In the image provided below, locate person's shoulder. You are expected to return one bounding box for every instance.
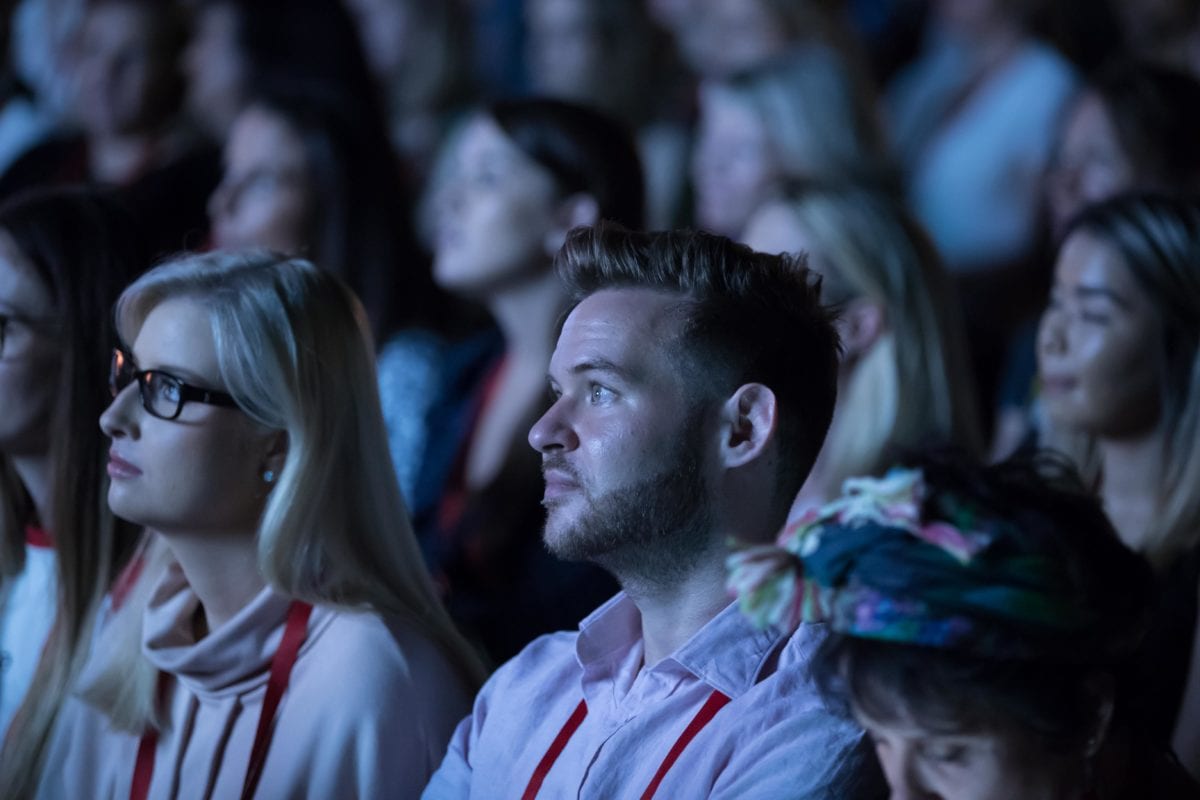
[486,629,580,691]
[298,606,471,710]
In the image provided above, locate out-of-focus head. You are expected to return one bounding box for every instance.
[525,0,656,118]
[933,0,1020,40]
[692,51,888,238]
[1047,61,1200,234]
[674,0,825,79]
[210,88,423,341]
[531,223,839,561]
[434,99,644,296]
[342,0,470,112]
[183,0,381,140]
[741,185,980,484]
[730,450,1153,799]
[209,103,311,255]
[1037,193,1200,566]
[1038,193,1199,443]
[72,0,186,138]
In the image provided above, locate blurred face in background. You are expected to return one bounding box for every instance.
[1038,230,1163,438]
[693,86,780,238]
[0,232,57,457]
[182,3,245,140]
[526,0,609,105]
[433,115,563,295]
[343,0,417,83]
[1046,93,1134,235]
[73,0,180,137]
[677,0,791,79]
[209,106,312,255]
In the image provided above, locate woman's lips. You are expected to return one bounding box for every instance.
[107,451,142,479]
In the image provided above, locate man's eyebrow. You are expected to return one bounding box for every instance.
[569,357,632,378]
[1075,284,1132,310]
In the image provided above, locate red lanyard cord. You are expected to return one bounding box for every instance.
[521,688,732,800]
[129,600,313,800]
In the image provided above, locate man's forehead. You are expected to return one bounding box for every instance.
[553,288,686,369]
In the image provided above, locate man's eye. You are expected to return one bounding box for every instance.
[589,385,614,404]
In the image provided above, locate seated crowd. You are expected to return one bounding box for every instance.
[0,1,1197,798]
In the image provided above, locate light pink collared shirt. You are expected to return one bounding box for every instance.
[424,593,882,799]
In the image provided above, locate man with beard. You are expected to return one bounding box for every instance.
[423,224,882,799]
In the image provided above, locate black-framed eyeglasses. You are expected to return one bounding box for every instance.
[0,312,60,358]
[109,348,239,421]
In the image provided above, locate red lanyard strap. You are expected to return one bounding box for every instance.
[130,600,313,800]
[521,688,732,800]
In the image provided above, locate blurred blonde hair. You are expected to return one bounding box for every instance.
[81,251,484,731]
[769,183,982,486]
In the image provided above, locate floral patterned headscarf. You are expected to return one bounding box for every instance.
[727,467,1134,661]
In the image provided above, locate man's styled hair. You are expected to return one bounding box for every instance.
[556,222,840,504]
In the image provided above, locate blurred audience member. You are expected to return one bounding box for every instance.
[342,0,474,189]
[207,88,471,510]
[1047,60,1200,237]
[730,451,1199,798]
[742,182,980,517]
[0,188,147,796]
[1038,193,1200,778]
[1113,0,1200,76]
[0,0,218,256]
[692,50,891,238]
[993,60,1200,459]
[182,0,385,142]
[0,1,55,177]
[889,0,1077,273]
[428,98,643,661]
[525,0,691,227]
[673,0,849,80]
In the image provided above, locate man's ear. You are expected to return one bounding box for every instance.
[837,297,887,360]
[544,193,600,256]
[718,383,778,469]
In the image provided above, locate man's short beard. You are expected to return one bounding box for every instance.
[542,423,714,589]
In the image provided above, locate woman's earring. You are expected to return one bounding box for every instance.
[263,469,275,484]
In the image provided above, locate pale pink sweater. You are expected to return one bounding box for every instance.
[39,565,472,799]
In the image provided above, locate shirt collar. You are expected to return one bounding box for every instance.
[576,592,787,699]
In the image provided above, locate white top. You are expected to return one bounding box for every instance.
[0,540,57,741]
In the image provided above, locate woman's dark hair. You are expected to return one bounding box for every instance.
[1090,60,1200,192]
[488,98,646,230]
[250,86,445,342]
[810,450,1154,754]
[0,186,149,792]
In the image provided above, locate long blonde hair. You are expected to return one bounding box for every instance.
[769,184,982,486]
[83,251,484,732]
[1043,193,1200,568]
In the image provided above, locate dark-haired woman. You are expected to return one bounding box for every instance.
[1038,192,1200,778]
[207,87,474,510]
[729,452,1200,798]
[0,188,148,795]
[427,98,646,661]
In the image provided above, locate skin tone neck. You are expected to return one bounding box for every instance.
[485,268,567,366]
[161,526,265,636]
[628,540,738,666]
[10,452,53,532]
[89,130,162,185]
[1097,425,1165,552]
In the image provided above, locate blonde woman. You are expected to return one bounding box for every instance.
[741,182,982,515]
[39,252,483,799]
[1037,192,1200,778]
[691,49,891,238]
